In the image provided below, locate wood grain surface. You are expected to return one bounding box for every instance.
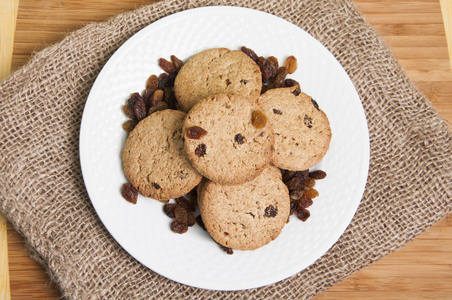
[4,0,452,299]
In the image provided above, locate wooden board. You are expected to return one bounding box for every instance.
[5,0,452,298]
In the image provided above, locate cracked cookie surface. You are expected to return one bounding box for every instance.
[174,48,262,112]
[122,109,202,201]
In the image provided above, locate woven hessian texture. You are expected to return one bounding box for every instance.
[1,0,451,298]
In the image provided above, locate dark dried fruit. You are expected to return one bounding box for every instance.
[267,56,279,69]
[286,176,305,191]
[241,46,259,63]
[251,110,267,128]
[121,183,138,204]
[264,205,278,217]
[158,73,170,90]
[187,211,196,227]
[304,188,319,199]
[283,169,309,183]
[174,205,188,223]
[171,55,184,71]
[152,182,161,189]
[163,203,177,218]
[159,58,176,74]
[290,189,304,201]
[175,196,196,212]
[219,244,234,255]
[122,104,134,119]
[311,98,320,110]
[291,85,301,96]
[146,74,159,92]
[285,79,300,88]
[234,133,245,144]
[150,89,164,107]
[304,178,316,189]
[171,221,188,234]
[261,58,276,79]
[290,201,298,215]
[148,101,168,115]
[296,207,311,221]
[186,126,208,139]
[196,215,207,230]
[133,99,147,121]
[299,198,313,209]
[122,119,137,133]
[273,108,283,115]
[163,87,178,110]
[195,144,207,157]
[285,56,298,74]
[304,115,313,128]
[273,66,288,88]
[309,170,327,179]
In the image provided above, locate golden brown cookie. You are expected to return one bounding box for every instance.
[199,166,290,250]
[183,93,274,185]
[258,87,332,171]
[174,48,262,112]
[122,109,202,201]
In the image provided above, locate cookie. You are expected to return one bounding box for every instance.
[183,93,274,185]
[257,87,332,171]
[174,48,262,112]
[122,109,202,201]
[199,166,290,250]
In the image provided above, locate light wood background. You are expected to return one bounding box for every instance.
[3,0,452,299]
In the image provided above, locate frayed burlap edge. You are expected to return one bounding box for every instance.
[1,0,451,299]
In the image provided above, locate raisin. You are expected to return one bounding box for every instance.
[158,73,169,89]
[170,55,184,72]
[195,144,207,157]
[151,89,164,107]
[311,98,320,110]
[122,119,137,133]
[122,104,134,119]
[159,58,176,74]
[133,99,147,121]
[234,133,245,144]
[291,85,301,96]
[196,215,207,230]
[174,205,188,223]
[304,115,313,128]
[267,56,279,69]
[187,211,196,227]
[290,189,304,201]
[146,74,159,92]
[272,108,283,115]
[261,58,275,79]
[251,110,267,128]
[148,101,168,115]
[309,170,327,179]
[286,176,304,191]
[152,182,161,189]
[175,196,196,212]
[163,203,177,218]
[304,178,316,189]
[241,46,259,63]
[274,66,288,88]
[304,188,319,199]
[284,79,300,88]
[171,221,188,234]
[186,126,208,139]
[298,198,313,209]
[264,205,278,217]
[121,183,138,204]
[163,87,178,109]
[290,201,298,215]
[285,55,298,74]
[296,207,310,221]
[219,244,234,255]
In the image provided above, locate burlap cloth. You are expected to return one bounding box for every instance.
[1,0,451,298]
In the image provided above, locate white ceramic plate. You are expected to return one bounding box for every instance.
[80,6,369,291]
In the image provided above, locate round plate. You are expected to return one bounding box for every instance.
[80,6,369,291]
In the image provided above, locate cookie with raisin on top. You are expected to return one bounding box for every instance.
[183,93,274,185]
[122,109,202,201]
[198,166,290,251]
[258,87,332,171]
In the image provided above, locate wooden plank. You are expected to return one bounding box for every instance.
[439,0,452,70]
